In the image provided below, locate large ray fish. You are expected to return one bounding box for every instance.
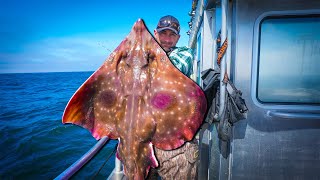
[62,19,207,179]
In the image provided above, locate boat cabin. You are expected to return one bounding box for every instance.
[191,0,320,179]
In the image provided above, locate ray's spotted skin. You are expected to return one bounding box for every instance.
[62,19,207,180]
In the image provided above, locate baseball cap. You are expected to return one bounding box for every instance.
[156,15,180,35]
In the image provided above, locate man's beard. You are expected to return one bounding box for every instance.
[160,42,173,51]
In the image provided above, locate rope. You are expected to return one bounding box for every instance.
[91,143,118,180]
[216,32,229,83]
[217,38,228,66]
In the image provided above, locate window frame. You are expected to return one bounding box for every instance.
[195,25,203,85]
[251,9,320,111]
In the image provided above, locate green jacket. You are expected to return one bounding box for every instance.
[168,46,194,77]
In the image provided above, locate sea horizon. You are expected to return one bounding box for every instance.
[0,70,95,75]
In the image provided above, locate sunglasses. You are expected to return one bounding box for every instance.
[157,20,180,32]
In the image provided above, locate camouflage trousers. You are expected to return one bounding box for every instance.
[148,141,199,180]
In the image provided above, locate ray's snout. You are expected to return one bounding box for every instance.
[133,18,148,34]
[117,18,154,97]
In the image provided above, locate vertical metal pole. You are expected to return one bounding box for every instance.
[107,150,124,180]
[219,0,228,117]
[115,157,122,173]
[218,3,232,180]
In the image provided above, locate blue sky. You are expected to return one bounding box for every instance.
[0,0,193,73]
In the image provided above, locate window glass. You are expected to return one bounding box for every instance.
[196,32,202,84]
[258,15,320,104]
[215,7,222,37]
[214,7,222,67]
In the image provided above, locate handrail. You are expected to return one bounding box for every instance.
[267,110,320,120]
[54,137,109,180]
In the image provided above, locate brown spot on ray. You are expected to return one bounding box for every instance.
[62,19,207,180]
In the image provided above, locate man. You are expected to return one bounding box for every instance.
[154,15,194,77]
[148,15,199,180]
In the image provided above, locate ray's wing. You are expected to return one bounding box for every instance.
[148,46,207,150]
[62,43,127,140]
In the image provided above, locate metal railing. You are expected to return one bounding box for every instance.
[54,137,109,180]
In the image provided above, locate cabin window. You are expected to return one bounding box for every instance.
[215,7,222,37]
[196,31,202,84]
[257,15,320,104]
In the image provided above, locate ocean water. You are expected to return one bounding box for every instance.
[0,72,118,180]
